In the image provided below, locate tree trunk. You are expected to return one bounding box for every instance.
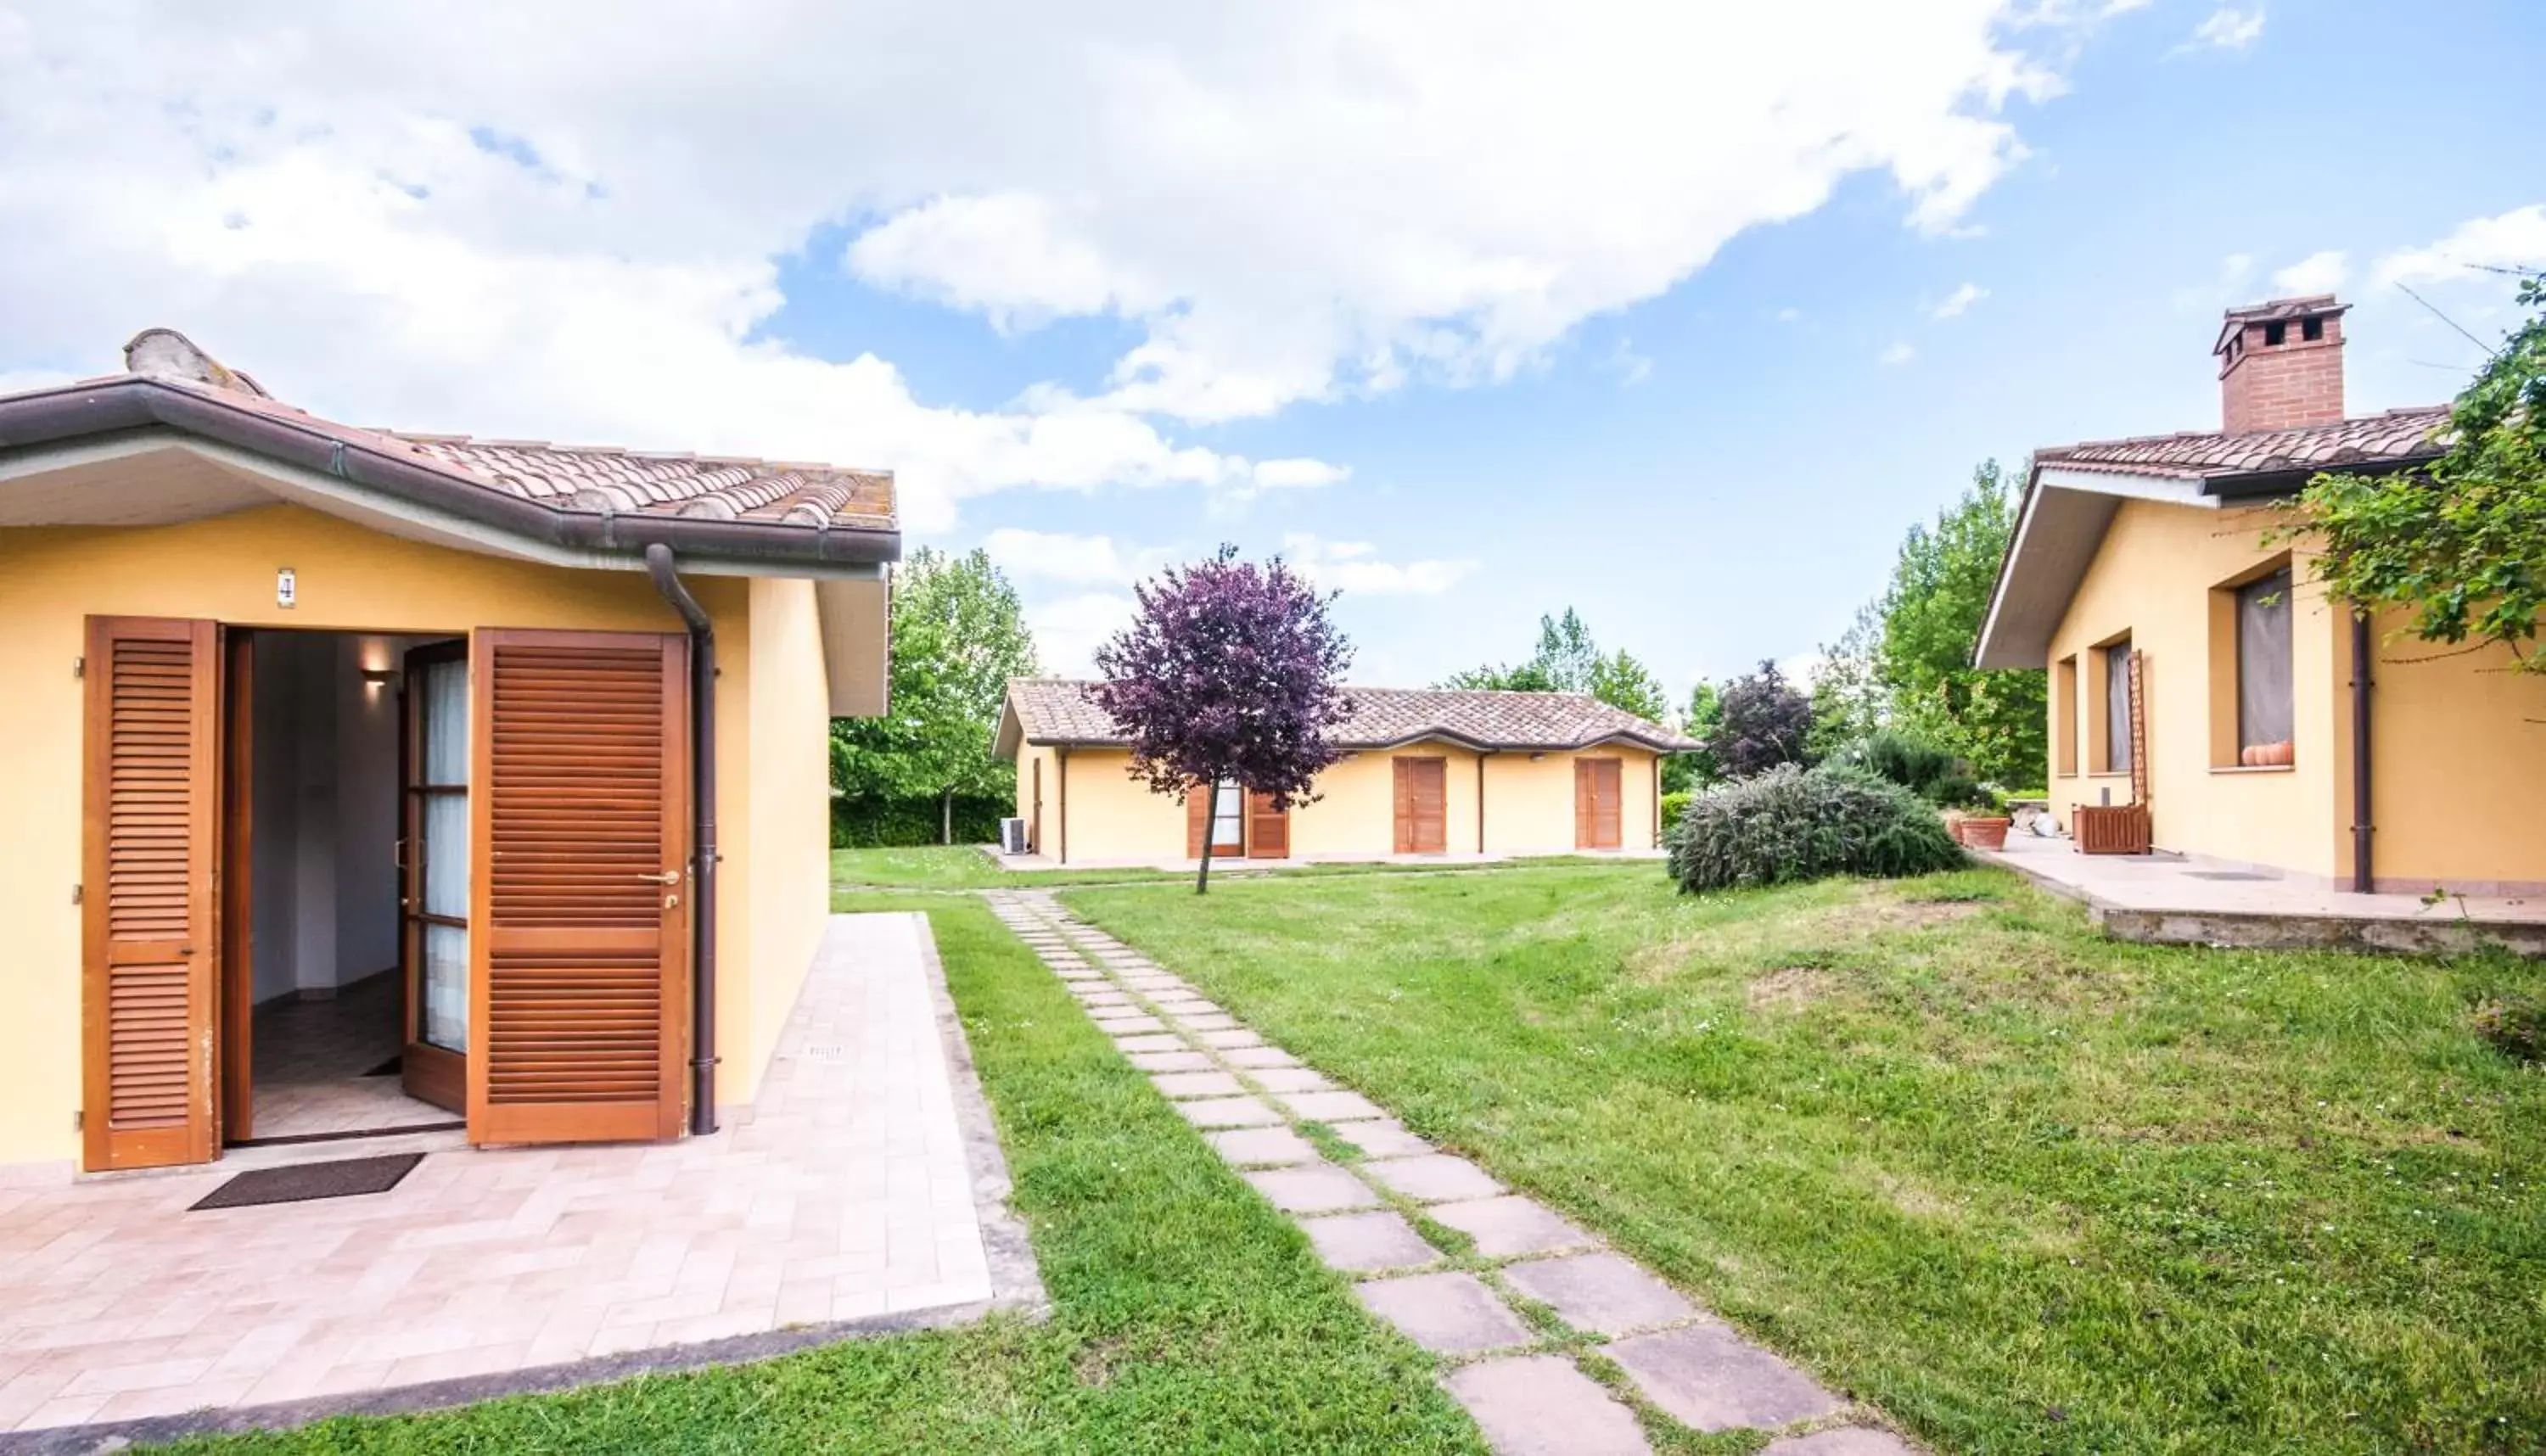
[940,787,953,846]
[1196,778,1219,895]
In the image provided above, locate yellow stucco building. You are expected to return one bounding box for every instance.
[995,679,1696,865]
[1977,295,2545,894]
[0,331,894,1179]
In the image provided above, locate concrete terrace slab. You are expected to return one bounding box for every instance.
[1124,1050,1215,1073]
[1218,1046,1301,1070]
[1607,1323,1842,1433]
[1195,1028,1265,1050]
[1500,1252,1696,1336]
[1149,1071,1247,1100]
[1175,1097,1285,1129]
[1326,1119,1433,1160]
[1444,1355,1652,1456]
[1355,1272,1531,1354]
[1428,1196,1597,1257]
[0,913,1040,1444]
[1302,1211,1441,1274]
[1982,833,2546,955]
[1206,1127,1322,1168]
[1361,1154,1503,1203]
[1241,1067,1336,1095]
[1111,1033,1190,1055]
[1276,1090,1388,1123]
[1242,1165,1380,1214]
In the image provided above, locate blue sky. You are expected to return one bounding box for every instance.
[5,2,2541,701]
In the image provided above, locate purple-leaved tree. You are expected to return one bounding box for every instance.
[1092,546,1354,893]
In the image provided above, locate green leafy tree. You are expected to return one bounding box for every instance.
[1869,461,2046,787]
[1807,601,1885,763]
[1586,647,1668,722]
[1664,679,1724,792]
[828,547,1038,843]
[1442,609,1665,720]
[2284,273,2545,675]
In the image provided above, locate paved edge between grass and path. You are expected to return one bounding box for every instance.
[985,889,1921,1456]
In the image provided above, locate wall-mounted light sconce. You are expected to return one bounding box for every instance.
[360,668,398,692]
[1528,751,1548,762]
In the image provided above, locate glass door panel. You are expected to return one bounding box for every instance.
[401,641,469,1112]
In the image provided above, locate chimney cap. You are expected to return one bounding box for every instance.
[2214,295,2348,356]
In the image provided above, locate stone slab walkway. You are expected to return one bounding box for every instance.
[986,890,1917,1456]
[0,913,1041,1448]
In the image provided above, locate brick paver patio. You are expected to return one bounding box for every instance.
[988,889,1919,1455]
[0,913,1039,1443]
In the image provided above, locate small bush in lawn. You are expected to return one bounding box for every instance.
[1666,764,1965,892]
[1660,790,1693,826]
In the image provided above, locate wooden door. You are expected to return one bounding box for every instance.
[1186,780,1246,859]
[470,630,690,1145]
[1575,758,1622,849]
[1393,757,1447,854]
[81,617,221,1171]
[1246,791,1290,859]
[1029,758,1042,854]
[401,640,470,1113]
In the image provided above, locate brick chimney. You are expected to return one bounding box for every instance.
[2212,295,2346,434]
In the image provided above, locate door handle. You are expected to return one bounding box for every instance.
[636,870,681,884]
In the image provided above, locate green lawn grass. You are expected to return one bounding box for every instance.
[1066,862,2546,1454]
[827,843,1577,892]
[165,893,1481,1454]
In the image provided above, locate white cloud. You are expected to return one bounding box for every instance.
[0,3,2112,530]
[1927,282,1988,319]
[1878,340,1917,367]
[2184,8,2265,51]
[2372,204,2546,290]
[1248,458,1353,492]
[1774,307,1803,324]
[979,528,1163,588]
[1024,591,1139,676]
[2173,251,2257,311]
[2268,249,2348,295]
[1281,533,1478,596]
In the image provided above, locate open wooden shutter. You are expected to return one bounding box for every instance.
[1246,791,1290,859]
[471,630,689,1145]
[82,617,220,1171]
[2127,649,2150,806]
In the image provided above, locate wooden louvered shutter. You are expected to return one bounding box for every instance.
[471,630,689,1145]
[1246,791,1290,860]
[1186,783,1209,860]
[82,617,220,1171]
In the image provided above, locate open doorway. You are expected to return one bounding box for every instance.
[225,629,465,1145]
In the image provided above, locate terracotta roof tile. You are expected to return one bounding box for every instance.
[1005,679,1701,753]
[2036,407,2447,481]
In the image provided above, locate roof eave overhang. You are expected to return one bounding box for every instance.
[0,378,901,573]
[1973,463,2219,670]
[2200,451,2439,501]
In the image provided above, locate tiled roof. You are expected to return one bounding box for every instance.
[2036,407,2448,482]
[27,328,896,535]
[389,434,894,530]
[1003,678,1702,753]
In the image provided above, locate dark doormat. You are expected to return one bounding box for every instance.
[363,1054,402,1077]
[190,1153,425,1212]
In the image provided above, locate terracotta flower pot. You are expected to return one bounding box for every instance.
[1960,816,2010,850]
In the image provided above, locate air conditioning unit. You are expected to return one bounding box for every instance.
[998,817,1030,854]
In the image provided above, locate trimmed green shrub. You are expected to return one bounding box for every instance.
[1666,764,1964,892]
[831,792,1010,848]
[1836,728,1994,809]
[1659,790,1693,826]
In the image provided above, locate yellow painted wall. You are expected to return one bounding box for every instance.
[1015,744,1056,854]
[1048,748,1187,862]
[2044,498,2546,888]
[2357,611,2546,891]
[0,503,832,1169]
[740,576,831,1106]
[1025,741,1663,861]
